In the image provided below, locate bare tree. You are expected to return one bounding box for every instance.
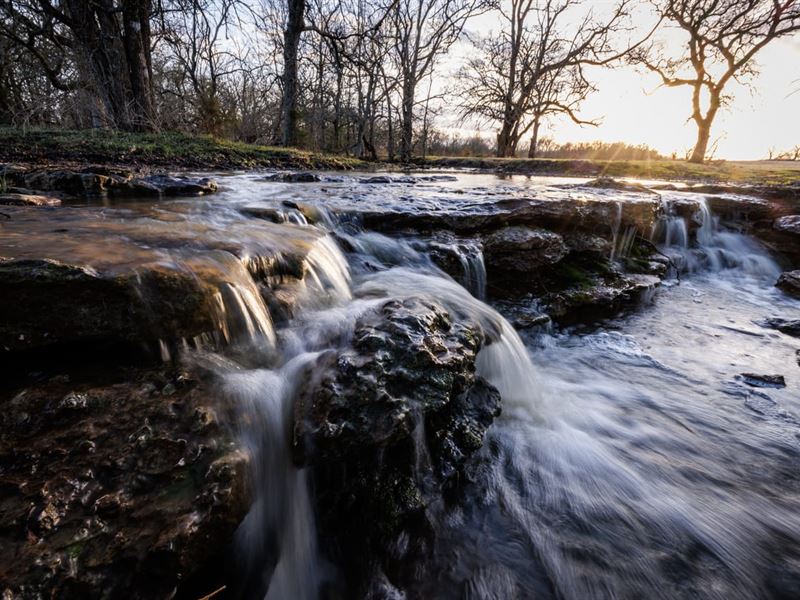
[459,0,648,158]
[0,0,156,130]
[392,0,487,161]
[635,0,800,163]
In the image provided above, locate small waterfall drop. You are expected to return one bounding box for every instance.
[654,195,780,279]
[226,357,321,600]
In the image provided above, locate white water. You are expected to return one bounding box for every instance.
[655,195,781,279]
[162,174,799,599]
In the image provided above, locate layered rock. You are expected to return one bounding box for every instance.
[6,167,218,199]
[0,192,61,206]
[0,367,247,599]
[0,206,322,355]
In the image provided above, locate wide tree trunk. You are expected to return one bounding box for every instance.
[689,117,713,164]
[496,112,522,158]
[399,75,415,162]
[121,0,155,131]
[280,0,306,147]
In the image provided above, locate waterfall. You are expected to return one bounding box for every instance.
[226,357,321,600]
[455,241,488,300]
[654,195,779,279]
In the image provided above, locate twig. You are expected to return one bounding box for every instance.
[197,585,226,600]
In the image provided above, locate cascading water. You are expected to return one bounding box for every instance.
[174,174,798,599]
[654,194,781,278]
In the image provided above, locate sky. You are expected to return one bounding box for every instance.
[445,4,800,160]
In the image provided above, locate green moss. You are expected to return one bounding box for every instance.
[0,127,367,170]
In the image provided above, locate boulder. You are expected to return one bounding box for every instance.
[262,171,321,183]
[0,368,248,599]
[482,226,568,273]
[14,168,218,198]
[294,297,500,596]
[776,271,800,298]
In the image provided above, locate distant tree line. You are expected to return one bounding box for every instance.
[425,131,665,160]
[0,0,797,163]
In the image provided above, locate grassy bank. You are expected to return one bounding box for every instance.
[0,128,367,170]
[1,128,798,185]
[414,156,800,186]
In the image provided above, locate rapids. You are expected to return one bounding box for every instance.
[41,172,800,598]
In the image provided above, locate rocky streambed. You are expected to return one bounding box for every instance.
[1,167,799,599]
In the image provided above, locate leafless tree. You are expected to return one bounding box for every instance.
[0,0,155,130]
[459,0,649,158]
[391,0,488,161]
[634,0,800,163]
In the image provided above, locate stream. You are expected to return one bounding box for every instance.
[206,173,799,599]
[4,171,799,599]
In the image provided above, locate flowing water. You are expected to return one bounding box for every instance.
[47,173,800,598]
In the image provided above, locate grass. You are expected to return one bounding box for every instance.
[0,127,367,170]
[414,155,800,186]
[0,127,798,185]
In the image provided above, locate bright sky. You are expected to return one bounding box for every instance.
[446,5,800,160]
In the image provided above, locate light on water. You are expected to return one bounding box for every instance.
[172,174,799,599]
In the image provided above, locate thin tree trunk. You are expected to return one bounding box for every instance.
[399,75,415,162]
[387,94,395,161]
[527,114,541,159]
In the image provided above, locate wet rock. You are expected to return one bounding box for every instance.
[294,297,500,596]
[704,195,774,223]
[772,216,800,265]
[138,174,217,196]
[0,192,61,206]
[357,195,661,238]
[0,206,324,355]
[761,318,800,337]
[262,171,321,183]
[483,226,568,272]
[0,369,248,599]
[360,175,417,184]
[579,177,654,194]
[543,273,660,324]
[0,257,220,354]
[775,215,800,236]
[738,373,786,388]
[777,271,800,298]
[13,168,217,198]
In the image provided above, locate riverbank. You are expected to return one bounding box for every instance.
[0,128,367,171]
[2,128,800,187]
[413,155,800,186]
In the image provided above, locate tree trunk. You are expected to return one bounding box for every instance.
[386,94,395,161]
[121,0,155,131]
[399,75,415,162]
[280,0,305,147]
[527,115,541,159]
[688,120,711,163]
